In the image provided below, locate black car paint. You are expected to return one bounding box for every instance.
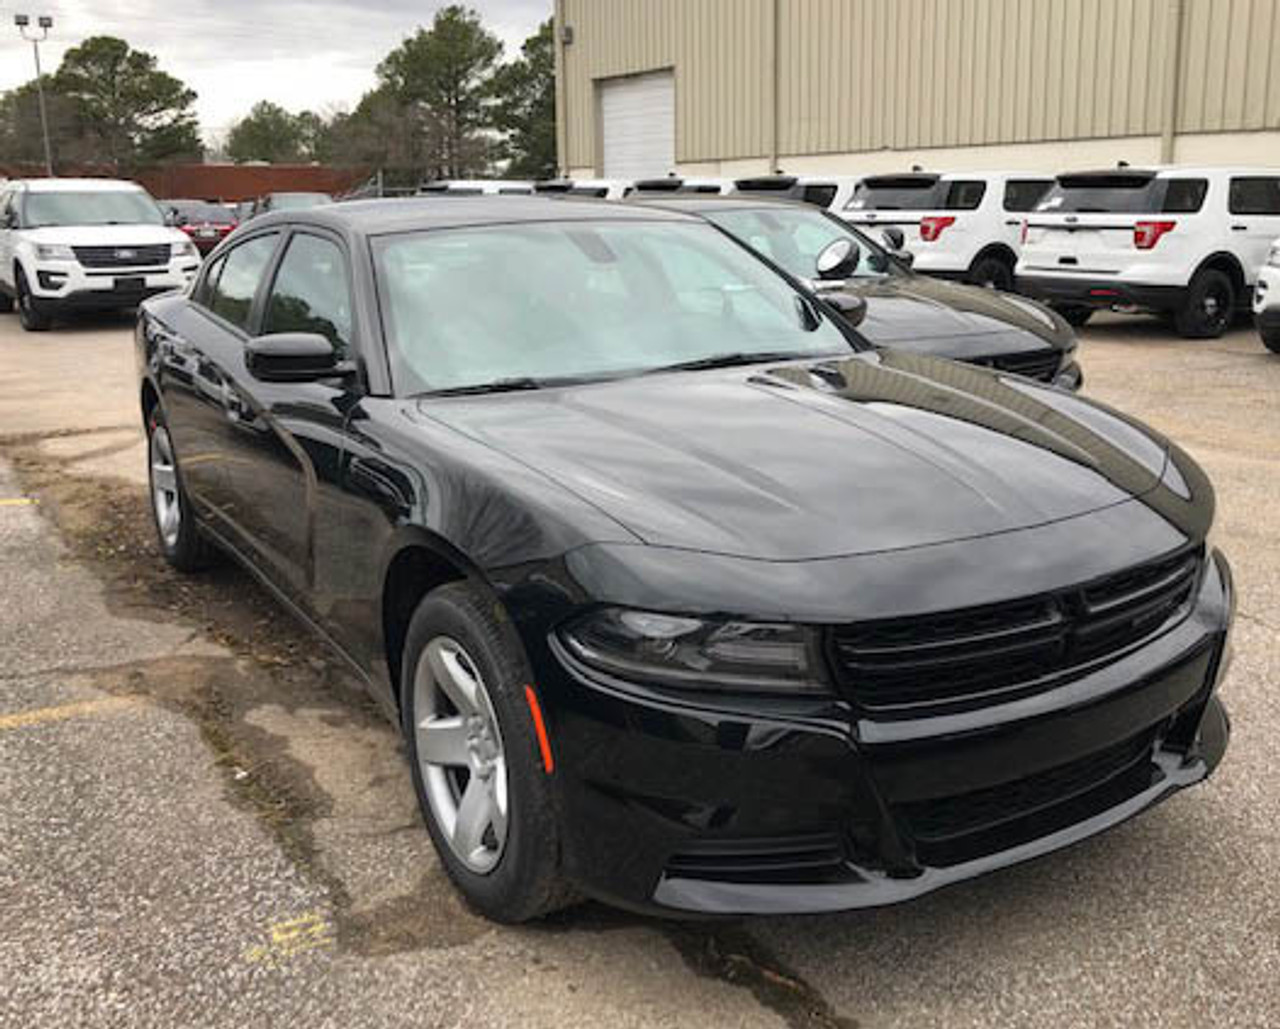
[138,198,1231,917]
[630,195,1083,389]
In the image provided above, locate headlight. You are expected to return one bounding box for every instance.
[35,243,75,261]
[173,240,199,259]
[558,608,829,695]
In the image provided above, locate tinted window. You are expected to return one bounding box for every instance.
[1036,174,1161,213]
[1003,179,1053,212]
[208,234,278,330]
[374,222,850,394]
[1229,177,1280,215]
[263,234,352,355]
[1163,178,1208,214]
[569,187,608,198]
[801,184,838,208]
[849,176,942,210]
[943,180,986,210]
[194,254,226,307]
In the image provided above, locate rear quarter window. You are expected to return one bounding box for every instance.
[1228,177,1280,215]
[943,180,986,211]
[1161,178,1208,214]
[801,184,838,208]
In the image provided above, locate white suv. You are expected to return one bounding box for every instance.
[733,174,863,212]
[1017,167,1280,337]
[842,171,1054,291]
[1252,237,1280,353]
[0,178,200,332]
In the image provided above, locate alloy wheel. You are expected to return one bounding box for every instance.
[414,636,509,874]
[149,424,182,548]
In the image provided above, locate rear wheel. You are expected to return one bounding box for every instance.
[147,411,217,572]
[968,254,1015,292]
[1174,269,1235,339]
[16,268,51,332]
[1052,304,1093,328]
[401,582,573,923]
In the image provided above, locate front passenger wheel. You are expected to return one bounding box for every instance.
[401,583,574,923]
[147,412,217,572]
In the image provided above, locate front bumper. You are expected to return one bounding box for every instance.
[27,261,199,309]
[1016,274,1185,312]
[544,552,1233,916]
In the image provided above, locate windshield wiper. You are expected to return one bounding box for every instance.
[420,374,608,397]
[643,350,821,375]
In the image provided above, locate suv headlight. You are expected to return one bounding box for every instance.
[35,243,75,261]
[173,239,199,259]
[558,608,829,695]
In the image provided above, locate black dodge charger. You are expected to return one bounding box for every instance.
[137,197,1232,922]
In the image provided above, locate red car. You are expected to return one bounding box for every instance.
[164,200,238,254]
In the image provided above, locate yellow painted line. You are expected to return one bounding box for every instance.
[0,497,37,507]
[243,911,336,965]
[0,695,141,732]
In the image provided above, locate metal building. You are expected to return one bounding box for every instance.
[553,0,1280,179]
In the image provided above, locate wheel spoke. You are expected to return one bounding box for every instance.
[416,715,470,767]
[428,642,480,715]
[152,464,176,491]
[453,776,493,858]
[489,759,508,842]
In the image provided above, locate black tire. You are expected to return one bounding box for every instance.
[401,582,573,923]
[0,290,13,314]
[146,410,217,572]
[1262,326,1280,355]
[968,253,1015,292]
[16,268,52,332]
[1174,269,1235,339]
[1052,304,1094,328]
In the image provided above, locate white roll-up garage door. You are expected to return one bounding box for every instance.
[599,70,675,180]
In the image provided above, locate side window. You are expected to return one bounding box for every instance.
[208,233,279,330]
[193,254,226,306]
[1162,178,1208,214]
[944,180,987,210]
[1228,177,1280,215]
[1003,179,1053,212]
[262,233,353,355]
[801,184,838,209]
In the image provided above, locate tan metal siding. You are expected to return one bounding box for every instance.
[559,0,1280,170]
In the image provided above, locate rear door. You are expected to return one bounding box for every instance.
[1227,176,1280,282]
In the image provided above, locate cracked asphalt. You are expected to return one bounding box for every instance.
[0,310,1277,1028]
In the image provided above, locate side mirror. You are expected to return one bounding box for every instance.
[815,238,861,281]
[245,332,354,383]
[2,210,17,229]
[822,291,868,327]
[880,227,906,251]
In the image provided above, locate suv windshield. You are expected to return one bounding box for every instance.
[702,206,896,281]
[22,190,164,228]
[1035,174,1208,214]
[375,221,852,394]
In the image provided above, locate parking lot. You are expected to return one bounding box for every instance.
[1,311,1277,1029]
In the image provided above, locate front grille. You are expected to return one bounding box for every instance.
[72,244,171,269]
[899,728,1159,866]
[665,833,848,884]
[829,547,1202,713]
[976,348,1062,382]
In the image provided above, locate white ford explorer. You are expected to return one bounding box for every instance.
[0,178,201,331]
[1017,167,1280,337]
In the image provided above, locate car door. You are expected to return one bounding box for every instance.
[216,227,360,612]
[1227,176,1280,283]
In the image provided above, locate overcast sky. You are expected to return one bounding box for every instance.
[0,0,551,144]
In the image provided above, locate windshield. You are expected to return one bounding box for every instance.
[1035,175,1207,214]
[703,207,895,281]
[270,193,332,210]
[174,202,235,223]
[375,221,853,394]
[23,190,164,228]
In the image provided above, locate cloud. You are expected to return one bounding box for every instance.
[0,0,550,140]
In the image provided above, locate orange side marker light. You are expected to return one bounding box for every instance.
[524,685,555,774]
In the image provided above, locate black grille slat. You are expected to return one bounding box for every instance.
[72,244,172,269]
[830,548,1203,713]
[977,350,1062,382]
[666,833,847,884]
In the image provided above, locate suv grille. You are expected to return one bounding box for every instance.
[72,244,171,269]
[977,348,1062,382]
[829,547,1202,713]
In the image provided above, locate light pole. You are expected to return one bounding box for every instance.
[14,14,54,177]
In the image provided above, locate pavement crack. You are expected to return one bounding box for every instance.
[663,924,858,1029]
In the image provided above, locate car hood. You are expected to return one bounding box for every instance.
[842,273,1068,353]
[420,351,1168,561]
[23,225,187,247]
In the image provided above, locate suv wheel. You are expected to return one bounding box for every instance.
[16,268,51,332]
[1174,269,1235,339]
[0,290,13,314]
[969,254,1014,292]
[1051,304,1093,328]
[1261,324,1280,355]
[147,411,217,571]
[401,582,574,923]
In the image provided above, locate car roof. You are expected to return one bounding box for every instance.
[11,177,146,193]
[629,194,817,215]
[256,196,700,235]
